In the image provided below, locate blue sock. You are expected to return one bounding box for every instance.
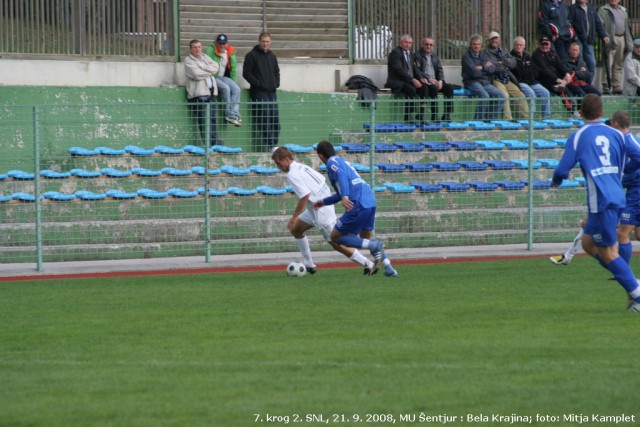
[606,257,640,299]
[336,235,364,249]
[619,242,632,265]
[594,254,607,269]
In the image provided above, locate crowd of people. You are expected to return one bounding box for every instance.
[385,0,639,124]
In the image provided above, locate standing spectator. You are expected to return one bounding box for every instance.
[565,42,601,112]
[414,36,455,123]
[184,39,222,146]
[243,32,280,152]
[207,34,242,127]
[313,141,398,278]
[271,147,377,275]
[568,0,609,85]
[385,34,425,123]
[538,0,575,62]
[533,35,579,117]
[623,39,640,97]
[599,0,634,94]
[552,94,640,312]
[511,36,552,120]
[483,31,529,120]
[461,34,505,122]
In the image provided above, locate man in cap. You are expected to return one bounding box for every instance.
[207,34,242,127]
[538,0,575,62]
[483,31,529,121]
[623,39,640,97]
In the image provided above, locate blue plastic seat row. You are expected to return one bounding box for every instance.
[68,144,243,157]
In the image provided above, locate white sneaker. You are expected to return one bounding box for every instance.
[549,254,571,265]
[628,301,640,312]
[224,117,241,127]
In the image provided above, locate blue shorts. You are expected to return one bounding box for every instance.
[335,206,376,236]
[621,187,640,226]
[583,209,621,247]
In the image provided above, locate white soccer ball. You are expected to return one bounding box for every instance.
[287,261,307,277]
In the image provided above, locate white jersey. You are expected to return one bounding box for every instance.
[287,161,336,240]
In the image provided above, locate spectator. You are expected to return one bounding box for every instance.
[184,39,222,146]
[538,0,575,62]
[568,0,609,85]
[271,147,377,275]
[243,32,280,152]
[623,39,640,97]
[552,94,640,313]
[414,36,455,123]
[511,36,552,120]
[385,34,425,123]
[599,0,634,94]
[532,35,580,117]
[461,34,505,122]
[313,141,398,278]
[565,42,602,108]
[483,31,529,120]
[207,34,242,127]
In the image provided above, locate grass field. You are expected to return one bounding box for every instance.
[1,257,638,427]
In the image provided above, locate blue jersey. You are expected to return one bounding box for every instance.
[621,132,640,190]
[323,155,376,209]
[552,122,627,213]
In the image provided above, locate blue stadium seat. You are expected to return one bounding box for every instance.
[97,147,126,156]
[500,140,529,150]
[410,182,443,193]
[42,191,75,201]
[284,144,313,153]
[483,160,516,170]
[313,142,343,152]
[439,181,470,192]
[227,186,258,196]
[137,189,169,199]
[420,141,451,152]
[106,190,138,199]
[494,180,526,190]
[466,181,499,191]
[568,118,584,127]
[219,165,251,175]
[430,162,461,171]
[376,163,406,173]
[41,170,72,179]
[167,188,199,198]
[383,182,415,193]
[69,147,100,156]
[211,145,243,153]
[154,145,185,155]
[255,185,288,195]
[161,167,193,176]
[416,123,443,131]
[351,163,376,173]
[75,190,108,200]
[250,166,280,175]
[0,173,7,180]
[532,139,557,149]
[538,158,560,168]
[551,179,580,188]
[100,168,132,178]
[520,179,551,190]
[453,88,472,96]
[340,143,369,153]
[182,145,206,155]
[402,162,433,172]
[542,119,573,129]
[575,177,586,186]
[69,169,101,178]
[517,120,548,129]
[491,120,522,130]
[511,159,542,169]
[131,167,163,177]
[0,194,13,202]
[468,121,497,130]
[552,138,567,148]
[474,140,505,150]
[374,185,388,192]
[125,145,155,156]
[197,187,228,197]
[190,166,222,175]
[449,141,479,151]
[457,161,488,171]
[394,142,425,152]
[373,143,397,153]
[8,170,35,180]
[12,192,36,202]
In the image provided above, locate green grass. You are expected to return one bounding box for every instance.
[0,258,637,426]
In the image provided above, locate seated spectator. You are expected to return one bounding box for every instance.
[568,0,609,85]
[414,37,455,122]
[484,31,529,120]
[461,34,505,122]
[565,42,601,112]
[207,34,242,127]
[532,35,579,117]
[511,36,551,120]
[386,34,426,123]
[623,39,640,97]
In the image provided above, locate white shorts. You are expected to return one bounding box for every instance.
[298,205,336,243]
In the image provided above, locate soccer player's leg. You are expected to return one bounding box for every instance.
[319,216,374,274]
[550,228,584,265]
[293,211,317,273]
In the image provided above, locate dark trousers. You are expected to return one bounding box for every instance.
[188,95,220,146]
[421,83,455,121]
[250,90,280,152]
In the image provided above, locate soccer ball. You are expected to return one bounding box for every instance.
[287,261,307,277]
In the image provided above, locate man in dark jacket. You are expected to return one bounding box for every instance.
[414,37,455,122]
[511,36,551,120]
[565,42,601,107]
[243,32,280,152]
[568,0,609,85]
[538,0,575,62]
[385,34,426,123]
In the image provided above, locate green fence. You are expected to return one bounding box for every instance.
[2,94,637,268]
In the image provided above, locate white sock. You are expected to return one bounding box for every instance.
[349,249,369,267]
[565,229,584,259]
[361,238,371,249]
[295,236,315,267]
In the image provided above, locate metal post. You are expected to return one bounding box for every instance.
[527,97,534,251]
[204,103,212,263]
[33,106,43,271]
[368,100,376,188]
